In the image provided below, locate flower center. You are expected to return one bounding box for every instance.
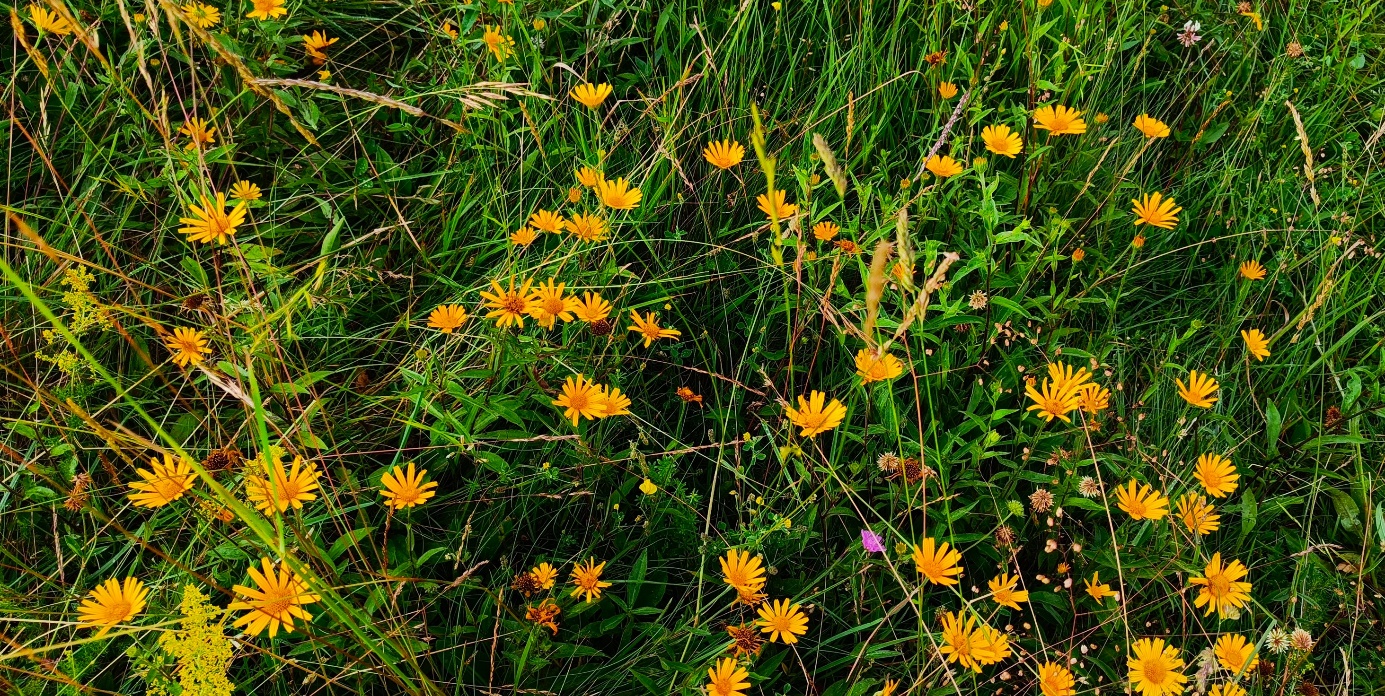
[104,600,131,623]
[1208,574,1230,597]
[1141,657,1168,684]
[502,294,527,313]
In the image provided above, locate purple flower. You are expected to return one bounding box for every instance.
[860,529,885,553]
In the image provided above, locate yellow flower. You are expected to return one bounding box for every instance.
[571,292,613,323]
[982,124,1023,157]
[925,154,964,178]
[1132,192,1182,229]
[526,598,560,634]
[1239,260,1267,280]
[854,348,904,384]
[552,374,606,425]
[911,537,962,586]
[427,304,468,333]
[569,82,613,108]
[596,177,642,210]
[1133,114,1171,138]
[988,572,1029,609]
[568,557,612,603]
[482,26,514,61]
[976,624,1010,665]
[706,657,751,696]
[230,180,262,202]
[246,0,287,20]
[1132,233,1147,249]
[1176,370,1219,408]
[77,578,149,637]
[1214,633,1260,675]
[784,390,847,438]
[531,562,558,589]
[532,18,547,30]
[527,278,576,329]
[1024,367,1087,423]
[756,598,809,644]
[178,193,247,245]
[479,276,538,328]
[128,453,197,508]
[28,5,74,35]
[246,454,321,514]
[756,189,798,222]
[938,81,958,98]
[182,2,221,28]
[510,226,539,246]
[812,221,840,241]
[703,140,745,169]
[639,478,657,495]
[379,462,439,510]
[302,30,338,65]
[1193,453,1238,498]
[528,209,566,234]
[1033,105,1087,135]
[627,310,681,347]
[1115,480,1170,520]
[179,118,217,150]
[1128,638,1187,696]
[1210,684,1248,696]
[595,384,631,418]
[1190,552,1252,618]
[229,557,320,637]
[1036,661,1075,696]
[575,166,604,188]
[1176,493,1220,535]
[720,548,766,602]
[1084,571,1117,602]
[441,21,458,40]
[567,186,582,203]
[1071,248,1086,263]
[938,611,996,673]
[567,212,608,242]
[1076,383,1110,414]
[1241,328,1271,361]
[164,326,212,367]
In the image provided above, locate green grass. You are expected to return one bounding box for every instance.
[3,0,1385,693]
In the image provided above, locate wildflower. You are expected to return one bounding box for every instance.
[302,31,338,64]
[627,310,681,347]
[229,557,320,637]
[427,304,468,333]
[725,624,764,657]
[1071,248,1086,263]
[569,83,613,108]
[527,278,576,329]
[567,186,582,203]
[596,177,642,209]
[1036,661,1076,696]
[720,549,767,603]
[245,454,321,514]
[178,193,246,245]
[1024,369,1085,422]
[182,3,221,28]
[924,50,946,66]
[1214,634,1260,675]
[1239,260,1267,280]
[379,462,438,510]
[703,140,745,169]
[835,239,861,255]
[938,611,996,673]
[479,277,538,328]
[1238,4,1263,30]
[861,529,885,553]
[1115,480,1170,520]
[78,578,149,637]
[1029,488,1055,513]
[1176,370,1219,408]
[911,537,962,585]
[1190,552,1252,618]
[575,166,604,187]
[179,118,217,150]
[756,598,808,644]
[528,209,565,234]
[1128,638,1188,696]
[1077,383,1110,413]
[230,180,262,202]
[569,558,612,603]
[1264,627,1292,654]
[855,348,904,384]
[1194,453,1239,498]
[532,18,546,30]
[1133,114,1171,138]
[639,478,657,495]
[531,562,558,589]
[441,21,458,40]
[1177,20,1202,47]
[756,189,798,222]
[552,374,605,426]
[482,26,514,61]
[596,385,631,418]
[1033,105,1087,135]
[1131,192,1181,229]
[164,326,212,368]
[676,386,703,405]
[784,390,847,437]
[988,573,1029,609]
[812,221,841,241]
[571,292,613,323]
[1241,329,1271,361]
[1077,476,1102,498]
[1176,493,1220,535]
[526,598,561,634]
[925,155,964,178]
[706,657,750,696]
[247,0,287,20]
[938,81,958,98]
[567,212,608,242]
[510,226,539,246]
[28,5,74,35]
[158,585,235,696]
[1210,685,1247,696]
[1085,572,1118,602]
[1286,41,1304,58]
[1289,628,1314,653]
[976,624,1011,664]
[128,453,197,508]
[982,124,1023,157]
[512,572,541,596]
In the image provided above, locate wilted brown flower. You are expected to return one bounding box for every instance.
[589,319,613,336]
[725,624,764,657]
[65,473,91,511]
[1029,489,1055,514]
[995,525,1016,548]
[1286,41,1304,58]
[512,572,541,597]
[203,446,242,474]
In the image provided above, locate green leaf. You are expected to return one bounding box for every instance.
[1240,489,1257,539]
[1264,401,1281,457]
[329,527,375,561]
[1324,487,1362,534]
[627,549,648,606]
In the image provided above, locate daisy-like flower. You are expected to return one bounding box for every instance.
[529,209,566,234]
[1036,661,1076,696]
[245,454,321,514]
[1024,372,1085,423]
[988,573,1029,610]
[479,277,538,328]
[976,624,1011,664]
[720,549,767,603]
[938,611,996,673]
[230,180,262,202]
[164,326,212,367]
[567,212,608,242]
[1128,638,1187,696]
[1194,453,1239,498]
[911,537,962,585]
[595,385,631,419]
[703,140,745,169]
[28,5,74,35]
[569,83,613,108]
[706,657,751,696]
[1077,476,1102,498]
[1176,370,1219,408]
[938,81,958,98]
[855,348,904,384]
[526,598,560,634]
[441,21,458,40]
[1214,633,1260,675]
[1210,685,1247,696]
[1132,192,1182,229]
[178,193,247,245]
[379,462,439,510]
[596,177,642,210]
[784,390,847,438]
[568,557,612,603]
[1115,480,1170,520]
[1239,260,1267,280]
[508,226,539,247]
[982,124,1023,157]
[571,292,613,323]
[1190,552,1252,618]
[527,278,576,330]
[530,562,559,589]
[179,118,217,150]
[1289,628,1314,652]
[552,374,605,426]
[182,2,221,28]
[1241,329,1271,361]
[1033,105,1087,135]
[812,221,840,241]
[627,310,681,347]
[229,557,320,637]
[246,0,287,20]
[128,453,197,508]
[1085,571,1118,602]
[1133,233,1147,249]
[482,26,513,61]
[756,598,809,644]
[756,189,798,222]
[1176,493,1220,535]
[575,166,603,188]
[566,186,582,203]
[427,304,468,333]
[1076,383,1110,414]
[1265,627,1292,654]
[1133,114,1171,138]
[925,155,964,178]
[77,578,149,637]
[302,30,338,65]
